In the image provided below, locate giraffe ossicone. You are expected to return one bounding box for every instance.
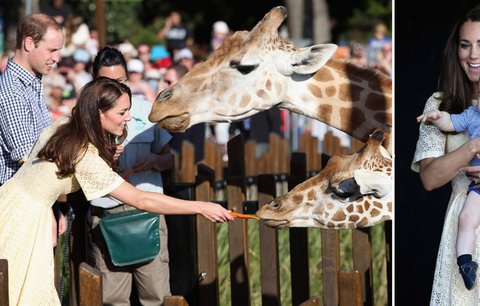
[256,124,392,229]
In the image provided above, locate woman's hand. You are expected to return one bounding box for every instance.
[198,201,234,223]
[113,144,124,161]
[460,165,480,187]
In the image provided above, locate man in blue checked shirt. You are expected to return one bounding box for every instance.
[0,13,63,183]
[0,13,64,243]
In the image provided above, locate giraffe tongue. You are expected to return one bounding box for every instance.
[159,114,190,132]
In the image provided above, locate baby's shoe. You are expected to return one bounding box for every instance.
[459,260,478,290]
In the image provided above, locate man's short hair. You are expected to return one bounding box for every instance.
[16,13,61,49]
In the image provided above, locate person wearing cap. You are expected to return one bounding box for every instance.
[43,70,69,120]
[210,20,230,53]
[149,44,173,75]
[70,48,93,92]
[145,69,163,94]
[118,40,138,62]
[126,58,157,103]
[173,47,195,71]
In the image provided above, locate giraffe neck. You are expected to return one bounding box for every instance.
[281,59,392,152]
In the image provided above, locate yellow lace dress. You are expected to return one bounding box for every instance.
[412,93,480,305]
[0,118,124,306]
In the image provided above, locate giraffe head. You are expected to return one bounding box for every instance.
[149,6,337,131]
[256,125,392,229]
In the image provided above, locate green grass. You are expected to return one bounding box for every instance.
[216,221,388,306]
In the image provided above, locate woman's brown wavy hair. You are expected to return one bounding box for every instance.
[38,77,131,178]
[438,5,480,114]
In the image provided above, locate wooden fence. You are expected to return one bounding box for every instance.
[0,130,391,306]
[159,132,391,306]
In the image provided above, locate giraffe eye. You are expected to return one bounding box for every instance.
[335,178,360,198]
[230,61,258,75]
[329,178,364,202]
[236,65,258,75]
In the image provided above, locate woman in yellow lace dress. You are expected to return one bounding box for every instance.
[0,77,233,306]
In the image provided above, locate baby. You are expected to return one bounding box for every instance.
[417,105,480,290]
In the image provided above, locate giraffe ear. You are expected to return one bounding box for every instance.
[353,169,392,198]
[289,43,337,75]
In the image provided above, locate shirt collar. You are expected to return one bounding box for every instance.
[7,58,42,87]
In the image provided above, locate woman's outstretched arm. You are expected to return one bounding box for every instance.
[109,181,234,223]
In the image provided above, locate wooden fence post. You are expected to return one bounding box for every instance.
[339,271,363,306]
[244,140,257,177]
[299,132,321,172]
[321,229,341,306]
[288,153,311,305]
[0,259,8,306]
[79,262,102,306]
[226,135,251,306]
[203,139,224,182]
[195,164,220,306]
[164,183,198,306]
[352,228,374,305]
[178,141,196,183]
[257,174,281,306]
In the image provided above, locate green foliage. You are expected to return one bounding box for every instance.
[71,0,160,45]
[345,0,392,42]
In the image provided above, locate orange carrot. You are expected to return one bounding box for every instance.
[230,212,259,220]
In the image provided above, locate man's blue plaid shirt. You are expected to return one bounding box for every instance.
[0,59,52,184]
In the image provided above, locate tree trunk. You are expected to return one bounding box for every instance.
[285,0,304,41]
[312,0,331,44]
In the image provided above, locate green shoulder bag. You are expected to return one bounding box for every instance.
[99,209,160,267]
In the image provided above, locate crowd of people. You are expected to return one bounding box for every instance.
[0,4,393,305]
[334,21,392,76]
